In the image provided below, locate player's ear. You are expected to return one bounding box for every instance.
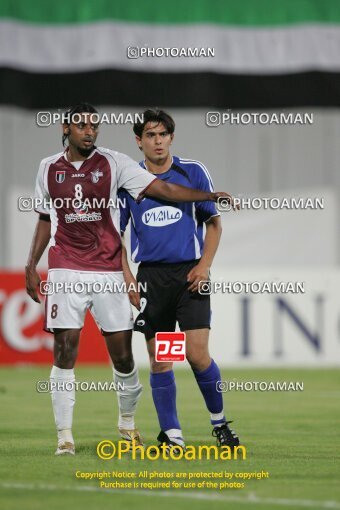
[135,135,143,150]
[62,124,70,136]
[170,133,174,144]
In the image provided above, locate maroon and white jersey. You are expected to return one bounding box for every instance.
[34,147,156,272]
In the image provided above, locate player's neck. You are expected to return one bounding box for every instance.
[144,154,172,174]
[66,146,94,162]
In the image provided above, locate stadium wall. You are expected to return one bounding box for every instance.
[1,107,340,268]
[0,267,339,366]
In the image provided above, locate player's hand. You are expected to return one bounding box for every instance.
[212,191,240,210]
[25,265,41,303]
[126,278,141,310]
[187,263,209,293]
[129,289,141,310]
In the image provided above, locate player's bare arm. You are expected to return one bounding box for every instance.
[25,216,51,303]
[187,215,222,292]
[121,236,141,310]
[144,179,237,207]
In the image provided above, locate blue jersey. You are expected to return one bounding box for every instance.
[119,156,219,263]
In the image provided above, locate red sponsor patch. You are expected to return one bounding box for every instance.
[155,332,186,362]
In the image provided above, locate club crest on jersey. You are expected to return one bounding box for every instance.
[56,171,65,183]
[91,169,103,183]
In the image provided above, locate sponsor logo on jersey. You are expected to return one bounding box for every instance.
[56,171,65,183]
[71,173,85,178]
[141,206,182,227]
[64,201,102,223]
[73,201,89,215]
[91,169,104,183]
[65,212,102,223]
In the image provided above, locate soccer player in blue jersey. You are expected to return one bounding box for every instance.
[119,109,240,450]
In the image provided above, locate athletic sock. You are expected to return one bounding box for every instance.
[50,365,75,445]
[114,364,143,430]
[150,370,183,442]
[193,359,226,426]
[164,428,185,447]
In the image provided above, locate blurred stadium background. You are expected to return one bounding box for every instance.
[0,0,339,367]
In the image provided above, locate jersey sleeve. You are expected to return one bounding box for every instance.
[34,159,51,215]
[116,153,157,201]
[193,162,220,222]
[118,189,131,234]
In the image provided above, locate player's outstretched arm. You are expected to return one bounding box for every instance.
[144,180,237,208]
[25,218,51,303]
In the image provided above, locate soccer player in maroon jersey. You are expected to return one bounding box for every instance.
[25,103,235,455]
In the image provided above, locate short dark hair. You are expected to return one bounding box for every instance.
[62,102,98,146]
[133,109,175,138]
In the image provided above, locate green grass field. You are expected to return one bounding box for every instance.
[0,366,339,510]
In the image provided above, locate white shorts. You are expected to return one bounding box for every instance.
[44,270,134,333]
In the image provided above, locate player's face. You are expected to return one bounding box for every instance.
[64,113,99,157]
[137,122,173,162]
